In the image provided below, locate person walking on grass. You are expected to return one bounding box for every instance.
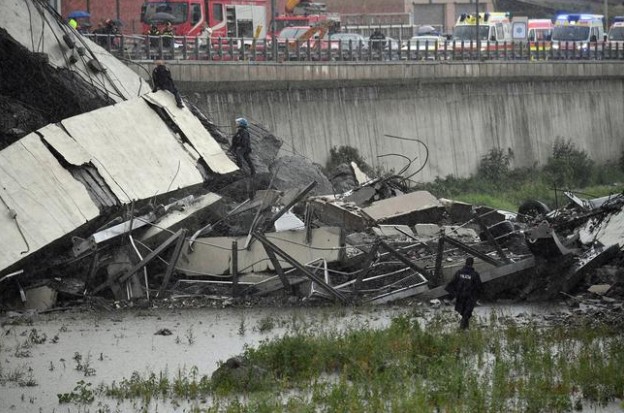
[445,256,483,330]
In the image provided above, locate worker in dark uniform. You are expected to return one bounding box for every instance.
[229,118,255,176]
[161,21,174,48]
[445,256,483,330]
[151,60,184,108]
[370,29,386,53]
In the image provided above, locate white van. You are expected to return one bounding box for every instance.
[551,14,604,52]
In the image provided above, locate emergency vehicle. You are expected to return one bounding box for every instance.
[607,22,624,48]
[140,0,268,39]
[527,18,553,52]
[453,12,512,44]
[551,14,604,52]
[528,19,553,42]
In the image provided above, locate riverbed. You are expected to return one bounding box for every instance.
[0,301,621,412]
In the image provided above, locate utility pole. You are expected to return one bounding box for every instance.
[604,0,609,29]
[476,0,480,59]
[271,0,277,60]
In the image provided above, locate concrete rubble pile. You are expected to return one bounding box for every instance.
[1,1,623,313]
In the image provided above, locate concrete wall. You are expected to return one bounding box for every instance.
[139,61,624,183]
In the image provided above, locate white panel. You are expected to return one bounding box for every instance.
[0,134,100,271]
[39,124,91,165]
[178,227,343,276]
[61,97,205,202]
[143,93,239,174]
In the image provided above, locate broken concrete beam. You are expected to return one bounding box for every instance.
[362,191,444,225]
[367,282,429,305]
[344,186,377,207]
[419,257,537,300]
[579,208,624,249]
[560,244,620,294]
[309,199,369,232]
[178,227,344,276]
[139,193,223,246]
[372,225,415,239]
[439,198,474,223]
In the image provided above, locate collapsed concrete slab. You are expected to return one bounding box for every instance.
[0,133,101,271]
[177,227,344,276]
[361,190,444,225]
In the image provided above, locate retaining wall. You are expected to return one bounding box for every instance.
[137,61,624,182]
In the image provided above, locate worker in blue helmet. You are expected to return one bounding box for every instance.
[229,118,255,175]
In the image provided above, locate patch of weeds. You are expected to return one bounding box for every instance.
[185,325,195,345]
[74,352,96,376]
[257,316,275,333]
[28,328,46,344]
[58,380,95,404]
[0,365,37,387]
[51,334,59,344]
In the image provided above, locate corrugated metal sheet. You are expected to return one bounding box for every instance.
[0,134,100,271]
[60,97,206,202]
[143,93,239,175]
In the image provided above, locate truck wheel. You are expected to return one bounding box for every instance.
[518,200,550,222]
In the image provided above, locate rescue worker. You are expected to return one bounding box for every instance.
[151,60,184,108]
[148,23,160,36]
[162,21,174,48]
[147,23,161,52]
[370,29,386,53]
[229,118,255,176]
[444,256,482,330]
[68,18,78,30]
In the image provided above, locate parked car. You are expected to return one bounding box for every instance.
[401,35,446,52]
[329,32,369,52]
[364,36,400,51]
[401,35,446,59]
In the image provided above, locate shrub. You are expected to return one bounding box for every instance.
[325,145,374,177]
[544,138,594,188]
[476,147,514,185]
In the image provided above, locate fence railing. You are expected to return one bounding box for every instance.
[86,34,624,62]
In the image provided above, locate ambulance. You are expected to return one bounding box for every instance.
[607,21,624,49]
[453,12,512,45]
[551,14,604,53]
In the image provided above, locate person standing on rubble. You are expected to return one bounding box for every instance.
[444,256,482,330]
[151,60,184,108]
[229,118,255,176]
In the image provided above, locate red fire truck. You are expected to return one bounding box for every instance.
[140,0,268,39]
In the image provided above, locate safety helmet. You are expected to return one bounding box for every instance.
[235,117,248,128]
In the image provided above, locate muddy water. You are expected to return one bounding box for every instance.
[0,302,619,412]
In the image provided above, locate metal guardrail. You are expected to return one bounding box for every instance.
[86,34,624,62]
